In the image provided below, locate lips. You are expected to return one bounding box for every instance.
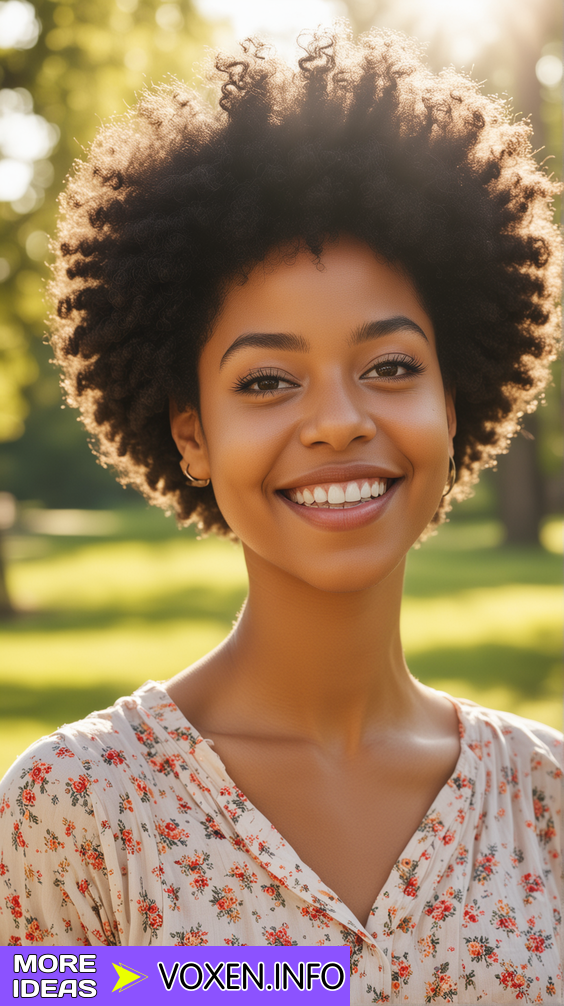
[285,478,390,508]
[277,473,401,530]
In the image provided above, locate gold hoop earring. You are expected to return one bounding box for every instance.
[442,456,456,497]
[180,462,210,488]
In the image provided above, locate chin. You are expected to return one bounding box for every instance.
[290,553,406,594]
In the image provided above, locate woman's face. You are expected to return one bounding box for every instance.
[172,237,456,592]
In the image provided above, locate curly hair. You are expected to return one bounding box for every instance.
[50,26,562,538]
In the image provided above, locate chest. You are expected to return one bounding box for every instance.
[203,733,460,928]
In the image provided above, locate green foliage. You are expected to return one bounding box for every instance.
[0,0,209,492]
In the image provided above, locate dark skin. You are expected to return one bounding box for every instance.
[167,237,460,930]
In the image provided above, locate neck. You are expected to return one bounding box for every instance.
[212,547,419,750]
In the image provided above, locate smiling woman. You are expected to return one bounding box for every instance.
[0,25,562,1004]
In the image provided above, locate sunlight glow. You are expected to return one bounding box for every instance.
[195,0,342,57]
[195,0,522,71]
[536,54,563,89]
[0,0,40,50]
[402,0,500,65]
[0,89,58,208]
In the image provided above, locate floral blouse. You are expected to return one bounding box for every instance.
[0,681,561,1004]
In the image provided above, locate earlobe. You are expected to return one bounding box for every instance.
[169,402,210,481]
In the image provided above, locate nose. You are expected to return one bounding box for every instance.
[299,377,377,451]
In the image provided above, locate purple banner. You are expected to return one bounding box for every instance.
[1,947,349,1003]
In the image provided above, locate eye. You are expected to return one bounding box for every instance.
[361,355,425,380]
[233,369,299,395]
[252,376,292,392]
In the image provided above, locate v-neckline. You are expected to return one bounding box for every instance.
[140,681,474,943]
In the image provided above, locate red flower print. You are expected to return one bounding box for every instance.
[426,899,453,922]
[29,762,51,785]
[173,925,209,946]
[25,919,46,944]
[77,879,90,895]
[526,934,545,954]
[55,747,74,758]
[404,878,418,898]
[264,923,295,946]
[22,788,36,806]
[137,890,163,934]
[263,886,275,897]
[104,749,125,765]
[156,819,190,847]
[192,873,208,891]
[300,904,332,927]
[498,969,527,992]
[71,776,89,794]
[519,872,544,896]
[6,894,22,919]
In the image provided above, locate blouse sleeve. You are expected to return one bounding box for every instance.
[0,732,120,946]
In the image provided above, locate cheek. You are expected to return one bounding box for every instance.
[200,400,284,529]
[382,383,451,462]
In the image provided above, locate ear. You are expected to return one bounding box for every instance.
[169,401,211,481]
[444,387,457,456]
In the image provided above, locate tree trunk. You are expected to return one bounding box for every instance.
[494,417,545,544]
[0,493,16,617]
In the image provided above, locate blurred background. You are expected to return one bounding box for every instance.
[0,0,562,777]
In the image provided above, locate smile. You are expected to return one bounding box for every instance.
[284,478,390,508]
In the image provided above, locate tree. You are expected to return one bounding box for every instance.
[0,0,211,611]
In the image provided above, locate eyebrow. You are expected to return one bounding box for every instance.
[219,332,309,369]
[350,316,428,345]
[219,315,427,369]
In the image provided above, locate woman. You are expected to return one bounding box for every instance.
[1,27,561,1003]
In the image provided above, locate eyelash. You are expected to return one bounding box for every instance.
[361,353,426,380]
[232,355,425,396]
[232,368,298,395]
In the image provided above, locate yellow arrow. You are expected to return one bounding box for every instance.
[112,963,149,992]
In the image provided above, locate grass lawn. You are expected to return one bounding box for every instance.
[1,509,562,778]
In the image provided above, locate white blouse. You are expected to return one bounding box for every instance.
[0,681,561,1004]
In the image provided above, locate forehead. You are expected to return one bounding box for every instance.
[205,236,435,356]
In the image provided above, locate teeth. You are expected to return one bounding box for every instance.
[345,482,361,502]
[288,478,391,507]
[328,484,346,504]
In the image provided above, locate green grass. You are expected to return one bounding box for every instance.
[1,510,562,778]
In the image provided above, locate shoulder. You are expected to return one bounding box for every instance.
[0,683,171,835]
[2,697,140,794]
[455,697,563,765]
[455,699,562,836]
[0,685,169,945]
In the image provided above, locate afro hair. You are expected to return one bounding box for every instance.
[50,26,562,537]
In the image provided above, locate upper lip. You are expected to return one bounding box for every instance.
[277,463,403,491]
